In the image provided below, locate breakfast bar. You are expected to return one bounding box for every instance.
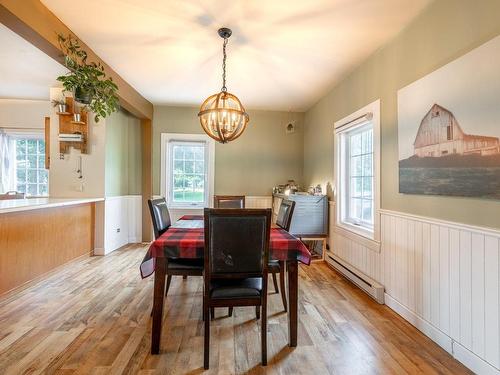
[0,198,102,296]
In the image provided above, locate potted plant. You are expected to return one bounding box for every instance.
[52,98,67,113]
[56,34,119,122]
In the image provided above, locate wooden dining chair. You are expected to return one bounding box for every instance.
[269,199,296,311]
[148,198,203,298]
[203,208,271,369]
[213,195,245,209]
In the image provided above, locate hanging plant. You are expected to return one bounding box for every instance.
[56,34,119,122]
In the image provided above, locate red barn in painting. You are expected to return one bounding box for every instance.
[413,104,500,157]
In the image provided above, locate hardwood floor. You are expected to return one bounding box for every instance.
[0,244,472,374]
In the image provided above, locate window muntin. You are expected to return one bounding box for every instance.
[342,123,374,230]
[168,141,208,207]
[15,138,48,196]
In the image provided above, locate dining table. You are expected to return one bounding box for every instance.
[140,215,312,354]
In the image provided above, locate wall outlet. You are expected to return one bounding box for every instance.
[116,228,120,233]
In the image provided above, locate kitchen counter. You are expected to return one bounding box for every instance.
[0,197,104,214]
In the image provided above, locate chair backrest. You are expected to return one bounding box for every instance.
[213,195,245,209]
[276,199,296,232]
[204,208,271,280]
[147,198,172,239]
[0,191,25,200]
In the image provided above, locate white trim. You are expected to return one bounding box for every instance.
[380,208,500,239]
[385,293,500,375]
[332,224,381,253]
[334,99,381,242]
[384,293,453,353]
[160,133,215,210]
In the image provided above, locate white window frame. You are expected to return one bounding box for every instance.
[2,129,49,197]
[334,100,380,242]
[160,133,215,209]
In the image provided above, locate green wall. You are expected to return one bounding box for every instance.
[303,0,500,229]
[105,109,142,196]
[153,106,304,196]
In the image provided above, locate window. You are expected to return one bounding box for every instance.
[345,124,373,227]
[161,133,215,209]
[334,100,380,241]
[0,131,48,196]
[15,138,48,196]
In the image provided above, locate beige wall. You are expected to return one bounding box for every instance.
[0,99,50,129]
[105,109,142,197]
[303,0,500,229]
[153,105,304,196]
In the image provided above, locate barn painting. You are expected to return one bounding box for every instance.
[398,35,500,199]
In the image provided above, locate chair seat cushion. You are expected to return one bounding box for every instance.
[210,277,263,299]
[167,258,204,271]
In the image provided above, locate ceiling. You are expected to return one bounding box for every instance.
[40,0,431,111]
[0,23,67,100]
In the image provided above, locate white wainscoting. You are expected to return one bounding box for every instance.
[327,201,500,374]
[94,195,142,255]
[156,195,273,223]
[245,196,273,208]
[380,210,500,375]
[327,202,383,283]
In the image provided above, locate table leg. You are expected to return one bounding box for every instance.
[287,260,298,347]
[151,257,166,354]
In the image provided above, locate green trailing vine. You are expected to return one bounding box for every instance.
[56,34,119,122]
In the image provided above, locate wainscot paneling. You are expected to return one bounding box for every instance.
[153,196,273,232]
[381,210,500,375]
[245,196,273,209]
[327,202,383,283]
[327,200,500,374]
[96,195,142,255]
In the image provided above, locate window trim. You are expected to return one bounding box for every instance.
[160,133,215,209]
[334,100,380,242]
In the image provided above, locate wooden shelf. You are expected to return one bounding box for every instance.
[57,97,89,155]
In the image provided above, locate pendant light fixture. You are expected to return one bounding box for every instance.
[198,28,249,144]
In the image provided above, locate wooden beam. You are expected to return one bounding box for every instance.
[0,0,153,120]
[141,118,152,242]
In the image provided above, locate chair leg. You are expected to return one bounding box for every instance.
[271,271,279,293]
[211,307,215,320]
[165,275,172,296]
[279,261,287,312]
[255,306,260,320]
[228,307,233,317]
[261,304,267,366]
[204,303,210,369]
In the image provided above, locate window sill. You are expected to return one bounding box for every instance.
[333,223,380,253]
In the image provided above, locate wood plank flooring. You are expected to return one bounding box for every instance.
[0,244,472,374]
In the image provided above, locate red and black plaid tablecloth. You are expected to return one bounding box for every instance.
[140,216,312,278]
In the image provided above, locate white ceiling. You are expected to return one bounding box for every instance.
[0,23,67,100]
[41,0,431,111]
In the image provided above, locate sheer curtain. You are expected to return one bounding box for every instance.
[0,130,16,193]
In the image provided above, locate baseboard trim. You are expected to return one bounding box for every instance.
[384,293,500,375]
[93,247,105,256]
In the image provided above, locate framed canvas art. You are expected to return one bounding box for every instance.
[398,35,500,199]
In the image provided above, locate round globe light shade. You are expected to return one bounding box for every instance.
[198,91,249,144]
